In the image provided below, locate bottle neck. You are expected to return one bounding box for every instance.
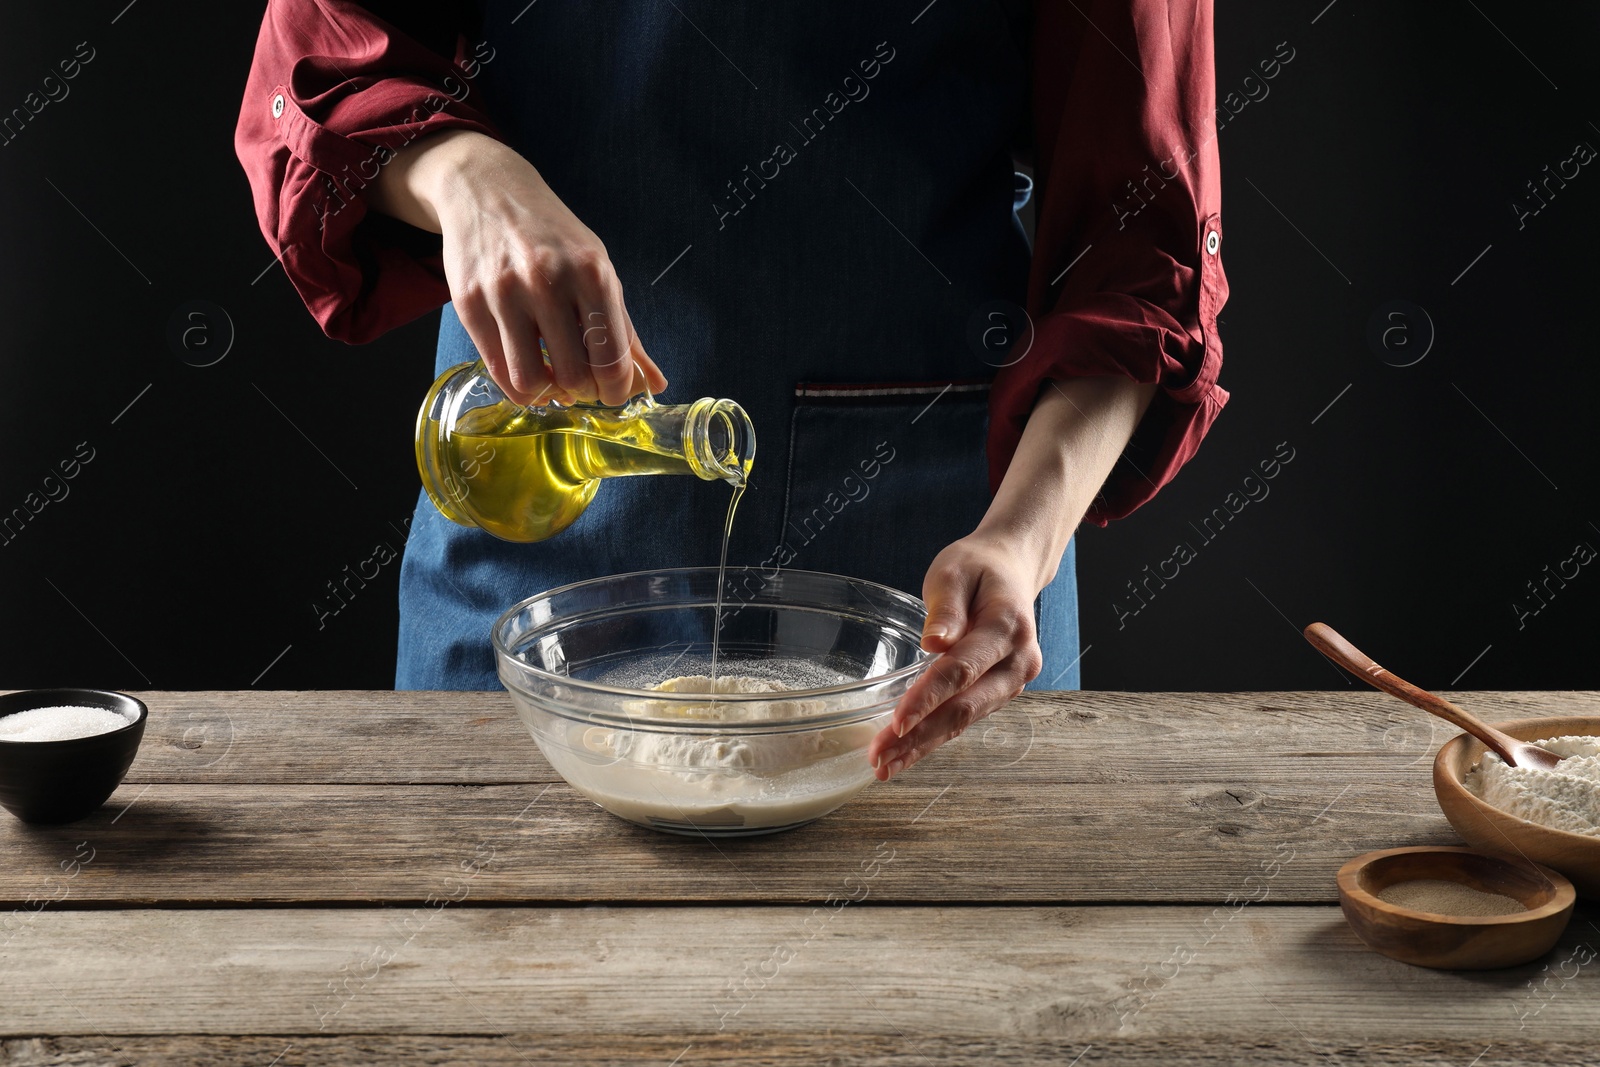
[574,396,753,484]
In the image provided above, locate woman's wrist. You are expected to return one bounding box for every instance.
[972,513,1070,597]
[369,128,513,234]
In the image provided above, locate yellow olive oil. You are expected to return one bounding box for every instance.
[417,360,753,544]
[423,407,705,542]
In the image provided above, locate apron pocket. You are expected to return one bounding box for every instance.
[776,380,992,599]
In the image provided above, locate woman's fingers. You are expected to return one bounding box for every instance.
[455,295,520,402]
[515,258,650,407]
[493,305,561,406]
[870,658,1030,781]
[920,556,973,653]
[584,275,638,407]
[622,303,668,395]
[877,551,985,740]
[868,535,1044,778]
[525,284,590,402]
[887,593,1019,740]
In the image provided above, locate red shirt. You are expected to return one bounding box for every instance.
[235,1,1227,524]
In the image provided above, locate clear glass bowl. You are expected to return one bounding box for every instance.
[492,568,932,836]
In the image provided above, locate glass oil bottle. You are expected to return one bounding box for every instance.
[415,360,754,543]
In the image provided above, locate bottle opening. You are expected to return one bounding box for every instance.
[687,399,755,485]
[716,403,754,486]
[709,412,736,477]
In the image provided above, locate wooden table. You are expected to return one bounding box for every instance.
[2,691,1595,1065]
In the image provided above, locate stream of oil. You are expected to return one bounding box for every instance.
[709,478,746,681]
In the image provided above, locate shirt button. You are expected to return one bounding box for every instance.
[271,94,285,119]
[1205,230,1220,255]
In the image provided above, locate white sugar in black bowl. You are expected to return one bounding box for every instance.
[0,688,147,823]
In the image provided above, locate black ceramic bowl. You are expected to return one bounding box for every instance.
[0,688,147,823]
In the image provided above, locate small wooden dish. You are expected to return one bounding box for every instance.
[1338,846,1575,969]
[1434,714,1600,898]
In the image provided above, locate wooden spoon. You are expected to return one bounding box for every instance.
[1303,622,1563,770]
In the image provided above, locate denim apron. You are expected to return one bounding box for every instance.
[396,0,1080,691]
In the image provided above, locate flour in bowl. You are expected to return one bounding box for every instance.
[590,674,857,775]
[551,672,880,832]
[1464,735,1600,836]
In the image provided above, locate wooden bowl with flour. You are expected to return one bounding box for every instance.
[1433,715,1600,898]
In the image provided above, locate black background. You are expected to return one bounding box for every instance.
[1,2,1595,692]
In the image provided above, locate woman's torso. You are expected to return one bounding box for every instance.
[397,1,1075,689]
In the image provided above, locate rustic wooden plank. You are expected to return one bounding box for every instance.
[0,777,1457,904]
[2,907,1595,1043]
[116,690,521,784]
[88,689,1600,785]
[3,1034,1595,1067]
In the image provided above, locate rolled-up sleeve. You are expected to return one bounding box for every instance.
[987,0,1229,524]
[234,0,502,343]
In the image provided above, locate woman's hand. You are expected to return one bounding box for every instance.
[868,375,1159,781]
[368,129,668,406]
[867,532,1044,781]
